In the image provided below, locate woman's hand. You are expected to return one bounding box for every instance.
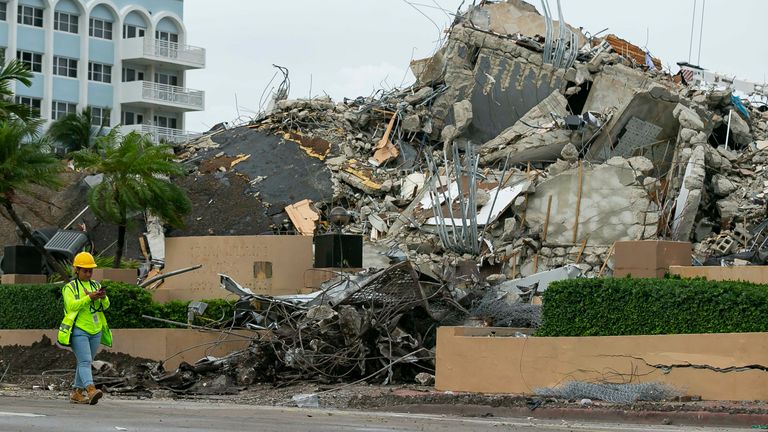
[87,291,100,300]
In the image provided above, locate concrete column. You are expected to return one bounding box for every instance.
[78,6,88,112]
[111,15,122,127]
[7,0,18,94]
[42,3,54,121]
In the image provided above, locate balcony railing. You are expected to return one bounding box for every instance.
[139,81,205,110]
[145,39,206,67]
[123,124,201,144]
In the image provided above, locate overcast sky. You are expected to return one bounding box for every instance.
[183,0,768,132]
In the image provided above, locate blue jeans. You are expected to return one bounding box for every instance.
[71,326,101,388]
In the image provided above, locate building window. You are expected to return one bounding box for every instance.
[17,5,43,27]
[122,111,144,125]
[54,11,79,34]
[16,50,42,73]
[89,18,113,40]
[88,62,111,83]
[53,56,78,78]
[14,96,41,118]
[90,106,110,126]
[154,115,177,129]
[122,24,145,39]
[0,2,7,21]
[51,101,76,120]
[122,67,145,82]
[155,31,179,44]
[154,73,178,87]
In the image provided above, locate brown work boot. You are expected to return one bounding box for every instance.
[69,388,89,404]
[85,384,103,405]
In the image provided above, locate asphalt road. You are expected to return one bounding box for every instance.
[0,397,748,432]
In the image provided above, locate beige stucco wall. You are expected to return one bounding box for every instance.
[154,235,314,302]
[436,327,768,401]
[0,329,252,370]
[670,265,768,284]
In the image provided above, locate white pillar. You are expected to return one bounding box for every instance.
[78,4,88,112]
[42,3,54,121]
[8,0,18,94]
[111,15,122,127]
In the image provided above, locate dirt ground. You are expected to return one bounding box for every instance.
[169,171,273,237]
[0,335,153,388]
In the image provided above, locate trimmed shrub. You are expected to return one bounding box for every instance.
[0,281,235,329]
[537,277,768,336]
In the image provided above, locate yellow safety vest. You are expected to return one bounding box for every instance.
[57,280,113,348]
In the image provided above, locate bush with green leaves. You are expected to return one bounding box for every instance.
[0,281,235,329]
[537,277,768,336]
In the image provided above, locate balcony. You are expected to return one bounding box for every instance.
[121,81,205,112]
[122,37,206,70]
[122,124,202,144]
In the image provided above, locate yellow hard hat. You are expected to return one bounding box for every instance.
[72,252,97,269]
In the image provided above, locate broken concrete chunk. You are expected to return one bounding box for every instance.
[560,143,579,162]
[404,87,434,105]
[673,104,705,131]
[679,128,697,143]
[548,159,571,176]
[441,125,458,144]
[672,146,706,241]
[716,146,738,162]
[728,112,752,147]
[712,174,737,197]
[627,156,654,175]
[402,114,421,133]
[452,100,473,134]
[415,372,436,386]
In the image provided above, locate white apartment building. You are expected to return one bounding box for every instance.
[4,0,205,143]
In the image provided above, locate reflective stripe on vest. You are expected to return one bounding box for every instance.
[56,282,80,346]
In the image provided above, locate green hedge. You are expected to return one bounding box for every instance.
[538,277,768,336]
[0,281,235,329]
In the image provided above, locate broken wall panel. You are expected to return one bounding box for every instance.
[468,53,567,143]
[426,26,568,144]
[436,326,768,401]
[525,164,656,245]
[587,89,682,175]
[155,235,314,302]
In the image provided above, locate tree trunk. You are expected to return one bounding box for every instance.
[114,223,126,268]
[2,201,69,280]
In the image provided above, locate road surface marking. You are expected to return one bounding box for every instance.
[0,411,45,417]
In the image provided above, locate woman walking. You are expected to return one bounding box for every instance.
[57,252,113,405]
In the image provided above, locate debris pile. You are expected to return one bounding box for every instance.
[175,0,768,283]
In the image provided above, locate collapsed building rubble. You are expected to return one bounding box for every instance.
[175,0,768,281]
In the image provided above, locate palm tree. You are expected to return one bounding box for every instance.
[0,119,68,279]
[47,107,107,153]
[0,60,35,121]
[72,129,191,268]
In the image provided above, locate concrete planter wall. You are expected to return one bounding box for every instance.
[93,268,138,285]
[670,265,768,284]
[436,327,768,401]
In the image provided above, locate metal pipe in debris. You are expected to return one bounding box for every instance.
[63,206,90,230]
[139,264,203,288]
[140,315,255,339]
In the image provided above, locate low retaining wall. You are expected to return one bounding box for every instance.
[0,329,252,370]
[436,327,768,401]
[670,265,768,284]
